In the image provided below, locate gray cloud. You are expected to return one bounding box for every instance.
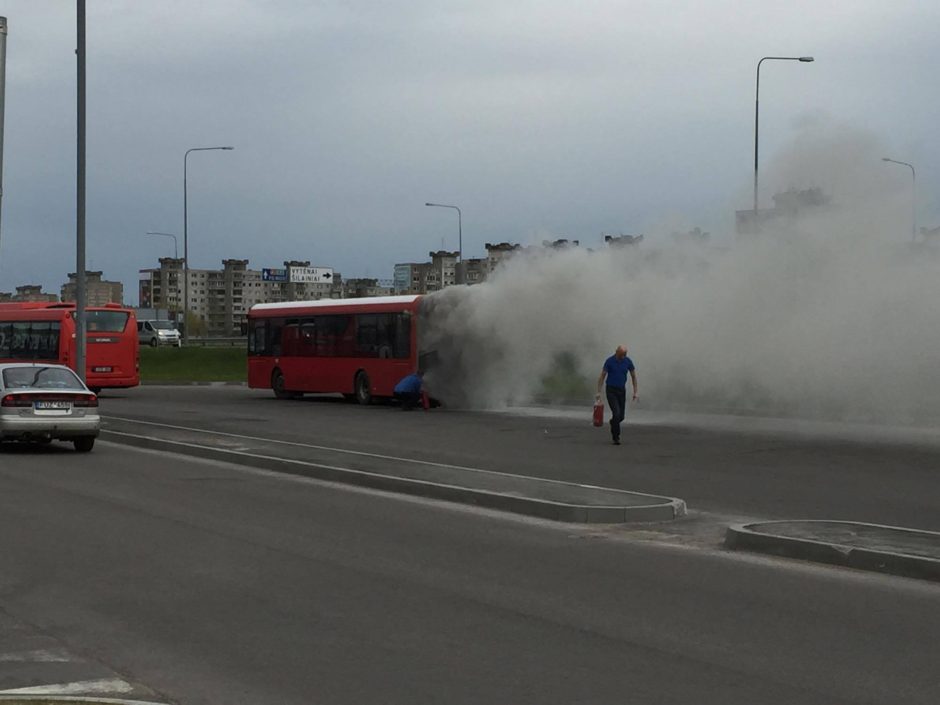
[0,0,937,298]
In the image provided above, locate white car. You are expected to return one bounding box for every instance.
[138,319,182,347]
[0,363,100,452]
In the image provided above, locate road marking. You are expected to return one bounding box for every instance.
[102,415,671,498]
[0,648,71,662]
[0,677,134,695]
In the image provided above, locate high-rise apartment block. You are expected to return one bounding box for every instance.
[139,258,340,336]
[0,285,59,303]
[61,271,124,306]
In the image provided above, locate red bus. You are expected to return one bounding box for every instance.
[247,296,421,403]
[0,302,140,392]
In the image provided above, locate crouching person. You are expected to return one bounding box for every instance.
[393,371,424,410]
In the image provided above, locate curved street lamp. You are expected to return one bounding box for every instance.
[882,157,917,242]
[424,202,462,260]
[754,56,814,215]
[183,146,233,342]
[145,231,178,258]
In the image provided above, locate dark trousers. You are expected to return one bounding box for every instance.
[606,386,626,440]
[395,391,421,410]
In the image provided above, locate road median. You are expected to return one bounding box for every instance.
[101,416,687,524]
[725,520,940,582]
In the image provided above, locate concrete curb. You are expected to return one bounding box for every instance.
[101,430,686,524]
[0,698,166,704]
[138,381,246,387]
[725,520,940,583]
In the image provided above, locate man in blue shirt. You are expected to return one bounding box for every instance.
[596,345,638,445]
[394,371,424,410]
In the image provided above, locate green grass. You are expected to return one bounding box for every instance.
[139,346,247,383]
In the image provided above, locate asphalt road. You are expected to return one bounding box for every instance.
[1,440,938,705]
[100,385,940,530]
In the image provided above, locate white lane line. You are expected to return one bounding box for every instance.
[104,415,500,471]
[102,415,670,498]
[0,677,134,695]
[0,648,71,662]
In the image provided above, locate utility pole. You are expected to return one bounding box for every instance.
[76,1,87,381]
[0,17,8,258]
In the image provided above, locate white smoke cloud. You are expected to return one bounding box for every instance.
[420,121,940,423]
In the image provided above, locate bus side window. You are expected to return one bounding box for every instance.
[393,313,411,359]
[281,319,301,356]
[300,319,317,356]
[267,318,284,357]
[313,315,349,357]
[249,321,266,355]
[356,314,378,357]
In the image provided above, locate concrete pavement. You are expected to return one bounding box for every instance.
[97,386,940,531]
[1,442,938,704]
[102,415,687,523]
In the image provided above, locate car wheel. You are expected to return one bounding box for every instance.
[354,371,372,405]
[73,437,95,453]
[272,370,292,400]
[149,337,159,347]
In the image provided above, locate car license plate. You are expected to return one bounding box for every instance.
[34,401,72,410]
[93,366,112,373]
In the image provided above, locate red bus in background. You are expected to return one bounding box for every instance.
[0,302,140,392]
[247,296,421,403]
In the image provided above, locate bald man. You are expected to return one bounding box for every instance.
[596,345,638,445]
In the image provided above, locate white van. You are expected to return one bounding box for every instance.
[138,320,181,347]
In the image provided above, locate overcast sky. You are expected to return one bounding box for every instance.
[0,0,937,303]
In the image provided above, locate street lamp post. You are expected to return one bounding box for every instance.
[145,231,178,258]
[882,158,917,242]
[425,202,462,283]
[183,146,233,343]
[754,56,814,215]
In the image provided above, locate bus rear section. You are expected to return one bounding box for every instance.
[0,303,139,390]
[84,307,139,391]
[248,296,420,403]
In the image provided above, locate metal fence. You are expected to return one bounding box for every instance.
[185,336,247,348]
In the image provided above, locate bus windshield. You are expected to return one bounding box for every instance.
[85,310,129,333]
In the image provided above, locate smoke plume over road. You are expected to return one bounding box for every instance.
[420,124,940,423]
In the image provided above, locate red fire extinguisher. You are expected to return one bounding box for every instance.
[592,397,604,427]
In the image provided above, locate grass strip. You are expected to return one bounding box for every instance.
[139,346,246,383]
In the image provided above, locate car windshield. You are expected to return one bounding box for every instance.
[2,366,85,390]
[151,321,176,330]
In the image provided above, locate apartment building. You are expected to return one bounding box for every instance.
[61,271,124,306]
[139,257,341,336]
[427,250,458,292]
[484,242,522,275]
[0,285,59,303]
[393,262,430,294]
[462,257,487,285]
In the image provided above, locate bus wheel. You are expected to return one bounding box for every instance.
[354,371,372,405]
[272,370,291,400]
[73,437,95,453]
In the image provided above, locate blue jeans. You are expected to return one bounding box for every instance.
[606,386,626,440]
